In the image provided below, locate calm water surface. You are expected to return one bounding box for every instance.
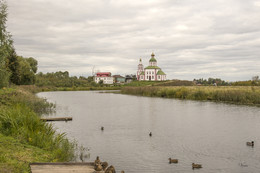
[38,91,260,173]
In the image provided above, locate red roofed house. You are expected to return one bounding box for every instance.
[94,72,114,84]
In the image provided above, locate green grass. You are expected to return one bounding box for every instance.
[0,104,75,160]
[37,86,121,92]
[0,133,56,173]
[121,86,260,106]
[154,79,194,86]
[0,86,76,172]
[122,80,194,87]
[123,81,165,87]
[0,86,55,114]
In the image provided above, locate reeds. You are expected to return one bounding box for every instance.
[121,86,260,106]
[0,87,75,162]
[0,104,75,161]
[0,87,55,114]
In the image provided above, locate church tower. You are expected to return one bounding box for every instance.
[137,58,144,80]
[149,52,157,66]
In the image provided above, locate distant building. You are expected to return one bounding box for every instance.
[113,75,125,84]
[137,53,166,81]
[94,72,114,84]
[125,74,136,83]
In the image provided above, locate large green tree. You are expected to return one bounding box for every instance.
[0,0,12,88]
[0,1,38,86]
[6,48,19,84]
[15,56,38,85]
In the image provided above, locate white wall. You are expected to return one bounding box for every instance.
[139,69,166,81]
[144,69,157,81]
[95,77,114,84]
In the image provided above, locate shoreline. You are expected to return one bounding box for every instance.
[121,86,260,107]
[27,85,260,107]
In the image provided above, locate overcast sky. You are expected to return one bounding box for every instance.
[7,0,260,81]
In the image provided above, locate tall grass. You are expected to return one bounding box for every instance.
[0,87,75,163]
[38,86,121,92]
[0,104,75,161]
[124,81,163,87]
[121,86,260,106]
[0,87,55,114]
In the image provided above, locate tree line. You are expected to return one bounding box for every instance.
[232,76,259,86]
[193,78,229,86]
[36,71,96,87]
[0,1,37,88]
[193,76,260,86]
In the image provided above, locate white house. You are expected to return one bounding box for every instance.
[94,72,114,84]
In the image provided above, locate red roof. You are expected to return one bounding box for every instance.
[96,72,111,77]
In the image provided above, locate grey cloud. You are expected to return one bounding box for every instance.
[7,0,260,81]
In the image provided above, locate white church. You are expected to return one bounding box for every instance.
[137,53,166,81]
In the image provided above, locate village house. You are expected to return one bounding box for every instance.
[125,74,136,83]
[94,72,114,84]
[113,75,125,84]
[137,53,166,81]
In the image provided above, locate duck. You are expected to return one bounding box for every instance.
[94,156,101,165]
[192,163,202,169]
[102,161,108,170]
[239,162,248,167]
[94,163,103,171]
[168,158,178,163]
[246,141,254,147]
[105,165,116,173]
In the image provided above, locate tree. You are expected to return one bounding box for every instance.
[98,80,104,86]
[252,75,259,81]
[0,1,38,86]
[15,56,38,85]
[25,57,38,73]
[87,76,94,82]
[0,0,12,88]
[251,75,259,86]
[6,49,19,84]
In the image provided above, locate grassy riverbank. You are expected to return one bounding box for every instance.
[0,87,75,172]
[18,85,121,93]
[121,86,260,106]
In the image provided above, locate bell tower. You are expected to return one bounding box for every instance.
[137,58,144,80]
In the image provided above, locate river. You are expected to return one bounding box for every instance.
[38,91,260,173]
